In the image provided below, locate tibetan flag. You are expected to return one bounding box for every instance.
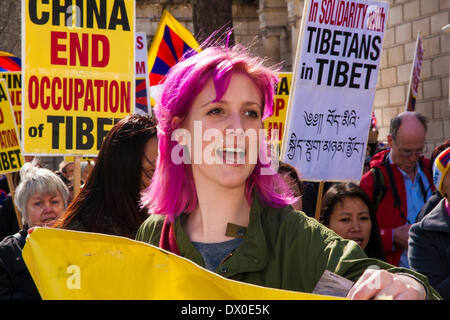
[0,51,21,72]
[148,10,200,106]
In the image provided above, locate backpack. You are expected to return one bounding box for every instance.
[370,166,388,212]
[370,154,429,215]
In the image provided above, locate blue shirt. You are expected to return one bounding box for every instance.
[389,154,432,268]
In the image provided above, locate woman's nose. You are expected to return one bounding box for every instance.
[226,112,244,131]
[350,219,361,232]
[43,202,52,212]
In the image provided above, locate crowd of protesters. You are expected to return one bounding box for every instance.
[0,41,449,300]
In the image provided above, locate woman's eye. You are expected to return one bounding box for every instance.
[245,110,260,118]
[339,218,350,223]
[206,108,223,116]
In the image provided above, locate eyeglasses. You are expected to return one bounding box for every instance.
[393,140,427,158]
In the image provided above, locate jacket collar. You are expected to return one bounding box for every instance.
[420,199,450,233]
[223,192,269,276]
[172,192,269,276]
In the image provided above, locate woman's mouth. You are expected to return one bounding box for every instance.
[216,146,246,164]
[350,238,363,247]
[40,216,57,226]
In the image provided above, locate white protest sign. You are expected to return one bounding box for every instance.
[281,0,388,181]
[135,32,152,116]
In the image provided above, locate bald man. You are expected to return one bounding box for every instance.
[360,112,436,267]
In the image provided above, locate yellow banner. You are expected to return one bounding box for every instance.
[263,72,292,148]
[0,72,22,136]
[0,79,24,174]
[23,228,340,300]
[22,0,135,156]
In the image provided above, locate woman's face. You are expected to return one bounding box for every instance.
[25,192,65,227]
[141,137,158,190]
[328,196,372,249]
[181,72,263,190]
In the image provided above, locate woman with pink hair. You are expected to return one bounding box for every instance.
[136,40,438,300]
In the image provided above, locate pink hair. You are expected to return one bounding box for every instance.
[141,43,296,221]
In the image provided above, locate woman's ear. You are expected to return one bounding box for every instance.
[171,116,188,146]
[171,116,183,130]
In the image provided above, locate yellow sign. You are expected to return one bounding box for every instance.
[23,228,340,300]
[0,72,22,136]
[22,0,135,156]
[263,72,292,146]
[0,79,24,173]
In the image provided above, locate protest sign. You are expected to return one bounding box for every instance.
[23,228,341,300]
[0,79,25,228]
[0,52,22,136]
[22,0,135,156]
[135,32,152,115]
[0,72,22,136]
[0,79,24,174]
[281,0,388,181]
[263,72,292,150]
[405,32,423,112]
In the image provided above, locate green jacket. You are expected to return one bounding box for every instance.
[136,195,441,299]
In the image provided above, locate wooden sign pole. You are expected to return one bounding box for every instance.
[73,156,81,199]
[314,181,325,221]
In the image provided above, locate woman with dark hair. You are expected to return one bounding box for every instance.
[320,182,385,261]
[57,114,158,239]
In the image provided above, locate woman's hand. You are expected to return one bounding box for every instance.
[346,268,426,300]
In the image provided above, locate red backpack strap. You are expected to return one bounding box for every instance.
[159,215,180,256]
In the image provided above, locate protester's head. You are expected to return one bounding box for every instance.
[58,114,157,236]
[92,114,158,191]
[59,161,75,180]
[320,182,385,259]
[142,41,295,221]
[278,162,302,211]
[388,111,427,175]
[14,162,69,228]
[430,139,450,168]
[80,160,94,185]
[433,147,450,199]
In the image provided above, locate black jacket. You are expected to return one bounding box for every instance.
[416,191,443,223]
[409,199,450,299]
[0,196,20,242]
[0,227,41,300]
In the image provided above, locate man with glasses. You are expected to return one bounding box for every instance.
[360,112,436,267]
